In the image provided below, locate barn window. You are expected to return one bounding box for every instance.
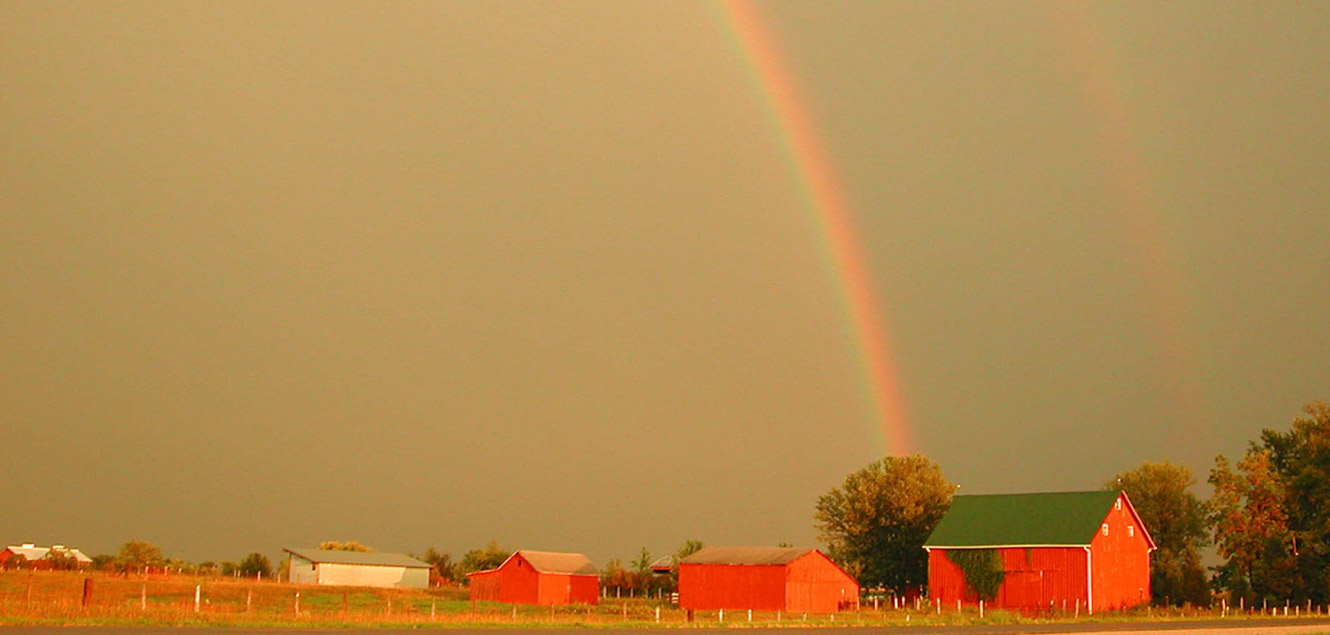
[1115,498,1122,511]
[1102,523,1109,536]
[1128,525,1135,537]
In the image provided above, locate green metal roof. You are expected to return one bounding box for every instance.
[923,491,1121,548]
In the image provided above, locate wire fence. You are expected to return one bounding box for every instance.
[3,571,1329,627]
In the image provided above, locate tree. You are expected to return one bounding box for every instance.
[237,552,272,579]
[600,558,630,595]
[164,557,195,574]
[319,540,373,552]
[814,454,954,592]
[90,554,117,572]
[631,547,656,596]
[1108,461,1210,606]
[675,539,703,562]
[1257,400,1330,603]
[457,540,508,583]
[1209,449,1295,605]
[418,547,456,585]
[42,548,80,571]
[117,540,164,574]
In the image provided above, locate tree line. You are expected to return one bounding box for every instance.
[13,399,1324,608]
[814,399,1330,608]
[14,536,705,597]
[0,538,501,584]
[424,538,706,597]
[0,539,274,578]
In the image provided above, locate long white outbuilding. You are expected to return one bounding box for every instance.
[283,547,430,588]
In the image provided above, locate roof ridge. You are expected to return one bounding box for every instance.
[924,490,1123,548]
[511,550,597,575]
[282,547,429,567]
[954,490,1119,497]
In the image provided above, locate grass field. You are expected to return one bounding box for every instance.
[2,570,1326,629]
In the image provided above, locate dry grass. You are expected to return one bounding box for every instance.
[3,570,1327,629]
[0,571,698,627]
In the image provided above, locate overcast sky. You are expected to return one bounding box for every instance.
[3,1,1328,566]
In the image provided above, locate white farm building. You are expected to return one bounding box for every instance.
[283,547,430,589]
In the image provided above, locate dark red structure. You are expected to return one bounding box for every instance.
[924,491,1154,613]
[467,550,599,606]
[678,546,859,613]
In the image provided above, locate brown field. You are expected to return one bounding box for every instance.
[3,570,1328,629]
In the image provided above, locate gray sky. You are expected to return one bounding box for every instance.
[3,1,1328,566]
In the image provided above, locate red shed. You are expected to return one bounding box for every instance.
[924,491,1154,613]
[467,550,599,606]
[678,546,859,613]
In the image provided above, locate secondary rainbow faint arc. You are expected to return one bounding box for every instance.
[716,0,912,456]
[1049,5,1208,431]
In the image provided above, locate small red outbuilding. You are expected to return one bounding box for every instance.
[678,546,859,613]
[924,490,1154,613]
[467,550,599,606]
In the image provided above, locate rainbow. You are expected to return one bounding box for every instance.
[1049,4,1208,432]
[714,0,912,456]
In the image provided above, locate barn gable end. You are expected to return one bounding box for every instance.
[923,491,1153,613]
[679,546,858,613]
[467,550,598,606]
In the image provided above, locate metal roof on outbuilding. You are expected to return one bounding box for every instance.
[923,490,1125,548]
[680,546,811,566]
[513,550,597,575]
[648,555,675,573]
[282,547,430,568]
[4,544,92,563]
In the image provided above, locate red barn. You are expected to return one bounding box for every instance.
[924,490,1154,613]
[467,550,599,606]
[678,546,859,613]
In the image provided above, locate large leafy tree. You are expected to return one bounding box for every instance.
[237,552,272,578]
[1209,449,1295,605]
[1108,461,1210,606]
[814,454,954,591]
[117,540,164,574]
[1253,400,1330,603]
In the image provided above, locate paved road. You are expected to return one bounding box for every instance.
[5,619,1330,635]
